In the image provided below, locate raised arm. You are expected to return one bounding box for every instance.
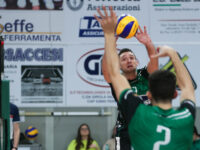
[152,46,195,103]
[135,26,158,73]
[102,53,110,83]
[102,37,118,83]
[95,6,130,101]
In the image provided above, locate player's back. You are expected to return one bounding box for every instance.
[128,104,194,150]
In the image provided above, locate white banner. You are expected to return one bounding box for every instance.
[3,42,200,107]
[0,10,65,44]
[65,44,150,107]
[150,0,200,42]
[63,0,150,44]
[65,44,115,107]
[3,44,65,107]
[1,0,200,107]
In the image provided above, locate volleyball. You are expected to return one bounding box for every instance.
[25,126,38,140]
[115,14,139,39]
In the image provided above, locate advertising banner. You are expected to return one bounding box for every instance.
[65,44,151,107]
[1,0,200,107]
[2,42,200,107]
[63,0,150,44]
[0,9,65,44]
[3,44,65,107]
[150,0,200,42]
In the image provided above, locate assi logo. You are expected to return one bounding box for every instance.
[76,48,109,87]
[79,16,103,37]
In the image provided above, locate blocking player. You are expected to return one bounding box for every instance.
[100,6,158,150]
[95,6,196,150]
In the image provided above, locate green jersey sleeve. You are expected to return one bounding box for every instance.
[180,99,196,119]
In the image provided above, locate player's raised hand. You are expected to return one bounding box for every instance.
[135,26,152,45]
[94,6,117,35]
[151,45,176,58]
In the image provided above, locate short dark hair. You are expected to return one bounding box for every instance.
[118,48,134,56]
[118,48,137,61]
[148,70,176,102]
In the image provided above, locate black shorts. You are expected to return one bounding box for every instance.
[116,130,131,150]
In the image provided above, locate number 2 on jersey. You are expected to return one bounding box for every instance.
[153,125,171,150]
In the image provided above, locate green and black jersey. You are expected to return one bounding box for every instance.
[110,67,149,150]
[110,67,149,100]
[110,67,150,132]
[119,89,196,150]
[128,67,149,96]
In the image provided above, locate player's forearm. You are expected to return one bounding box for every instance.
[104,33,120,77]
[145,40,156,57]
[169,50,195,101]
[13,128,20,148]
[169,51,191,89]
[102,53,111,83]
[146,41,158,73]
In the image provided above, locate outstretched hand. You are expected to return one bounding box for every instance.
[135,26,152,45]
[151,45,176,58]
[94,6,117,35]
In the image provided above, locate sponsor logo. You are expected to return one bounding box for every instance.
[76,48,109,87]
[3,19,34,32]
[0,19,61,42]
[79,16,103,37]
[4,47,63,62]
[66,0,84,11]
[66,0,140,11]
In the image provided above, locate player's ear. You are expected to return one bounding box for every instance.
[173,90,178,98]
[146,91,152,100]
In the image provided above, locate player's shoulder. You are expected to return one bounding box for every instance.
[10,103,19,113]
[10,103,18,109]
[179,99,196,119]
[181,99,195,108]
[137,66,149,77]
[136,103,151,111]
[131,104,153,119]
[137,67,146,73]
[138,66,147,71]
[173,107,193,119]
